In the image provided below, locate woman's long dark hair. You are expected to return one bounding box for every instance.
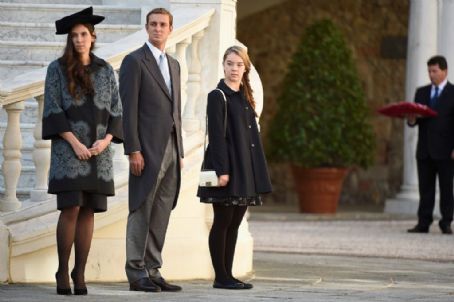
[61,23,96,99]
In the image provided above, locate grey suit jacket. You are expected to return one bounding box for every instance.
[119,44,184,212]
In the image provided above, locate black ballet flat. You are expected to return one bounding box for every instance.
[213,280,245,290]
[55,272,72,295]
[236,280,253,289]
[71,270,88,295]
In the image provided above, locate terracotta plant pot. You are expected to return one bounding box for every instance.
[291,166,348,213]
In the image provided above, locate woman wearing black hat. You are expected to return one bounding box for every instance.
[42,7,123,295]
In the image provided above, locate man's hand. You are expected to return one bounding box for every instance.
[218,174,229,187]
[129,152,145,176]
[180,158,184,170]
[406,113,417,125]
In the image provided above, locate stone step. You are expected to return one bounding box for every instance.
[0,0,102,4]
[0,41,108,62]
[0,3,141,25]
[0,21,141,43]
[0,61,49,81]
[0,41,63,62]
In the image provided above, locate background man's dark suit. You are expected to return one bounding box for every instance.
[410,82,454,230]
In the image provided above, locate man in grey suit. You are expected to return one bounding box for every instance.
[119,8,184,292]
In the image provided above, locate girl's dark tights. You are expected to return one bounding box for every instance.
[209,204,248,283]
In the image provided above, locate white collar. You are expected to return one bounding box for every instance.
[434,78,448,91]
[145,41,166,63]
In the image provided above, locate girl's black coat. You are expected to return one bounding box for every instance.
[197,80,272,199]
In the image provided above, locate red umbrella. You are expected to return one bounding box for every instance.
[377,101,437,118]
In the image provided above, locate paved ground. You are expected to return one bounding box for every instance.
[250,211,454,261]
[1,206,453,301]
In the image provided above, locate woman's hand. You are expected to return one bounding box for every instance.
[60,131,92,161]
[89,134,112,156]
[218,174,229,187]
[72,141,92,161]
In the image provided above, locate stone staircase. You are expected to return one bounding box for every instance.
[0,0,142,199]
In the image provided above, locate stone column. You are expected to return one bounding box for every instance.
[0,101,25,212]
[171,0,237,102]
[439,0,454,74]
[385,0,438,214]
[30,95,51,202]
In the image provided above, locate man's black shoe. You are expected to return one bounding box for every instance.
[150,277,182,292]
[407,225,429,233]
[129,277,161,292]
[439,223,453,234]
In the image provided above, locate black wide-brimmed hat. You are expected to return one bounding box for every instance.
[55,6,105,35]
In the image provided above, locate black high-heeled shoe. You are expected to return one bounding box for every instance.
[70,270,88,295]
[55,272,72,295]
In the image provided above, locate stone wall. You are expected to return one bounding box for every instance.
[237,0,409,206]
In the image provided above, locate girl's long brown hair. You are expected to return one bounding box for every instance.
[223,46,256,111]
[61,23,96,99]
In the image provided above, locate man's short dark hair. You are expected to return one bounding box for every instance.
[146,8,173,26]
[427,55,448,70]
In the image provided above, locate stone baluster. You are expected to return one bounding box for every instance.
[30,95,51,202]
[175,38,191,119]
[0,101,24,211]
[166,45,176,57]
[184,30,205,134]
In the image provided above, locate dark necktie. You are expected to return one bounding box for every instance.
[430,86,439,108]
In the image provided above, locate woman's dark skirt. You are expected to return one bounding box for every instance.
[56,191,107,213]
[200,195,263,207]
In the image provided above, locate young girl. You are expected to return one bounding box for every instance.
[198,46,272,289]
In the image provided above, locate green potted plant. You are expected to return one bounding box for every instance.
[267,19,375,213]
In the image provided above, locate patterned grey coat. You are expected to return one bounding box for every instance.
[42,55,123,196]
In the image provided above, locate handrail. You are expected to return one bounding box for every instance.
[0,7,215,107]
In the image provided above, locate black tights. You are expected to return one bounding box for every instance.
[209,204,248,283]
[55,206,94,289]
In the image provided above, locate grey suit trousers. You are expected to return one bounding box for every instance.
[125,134,178,283]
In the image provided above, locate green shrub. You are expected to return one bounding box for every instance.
[267,19,375,168]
